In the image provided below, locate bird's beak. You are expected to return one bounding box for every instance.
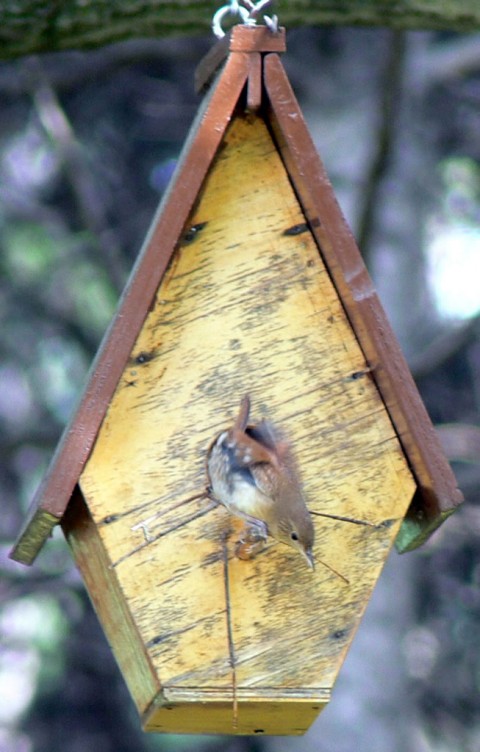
[303,549,315,570]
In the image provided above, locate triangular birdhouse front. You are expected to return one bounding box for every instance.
[11,27,462,736]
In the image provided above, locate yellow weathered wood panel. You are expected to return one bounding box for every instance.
[145,691,328,735]
[79,114,415,734]
[61,490,160,716]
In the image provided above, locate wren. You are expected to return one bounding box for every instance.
[207,395,314,568]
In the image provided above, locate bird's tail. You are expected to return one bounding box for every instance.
[234,394,251,432]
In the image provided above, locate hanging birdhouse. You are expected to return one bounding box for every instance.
[11,24,462,736]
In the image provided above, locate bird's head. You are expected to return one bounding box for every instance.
[275,502,315,569]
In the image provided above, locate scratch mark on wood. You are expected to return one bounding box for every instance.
[99,489,210,527]
[147,610,226,649]
[131,491,212,541]
[131,518,154,543]
[222,534,238,730]
[111,502,217,569]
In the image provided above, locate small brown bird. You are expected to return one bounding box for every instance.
[207,395,315,568]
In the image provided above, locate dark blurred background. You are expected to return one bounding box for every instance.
[1,24,480,752]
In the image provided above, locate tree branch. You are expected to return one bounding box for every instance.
[1,1,480,60]
[356,30,406,267]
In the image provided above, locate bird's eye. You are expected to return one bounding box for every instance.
[290,531,299,541]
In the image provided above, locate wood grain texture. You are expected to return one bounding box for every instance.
[9,46,251,566]
[264,53,462,551]
[195,27,285,95]
[61,488,161,716]
[10,25,461,567]
[79,115,415,734]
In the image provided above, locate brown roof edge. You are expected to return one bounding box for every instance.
[11,30,461,565]
[10,48,253,566]
[263,53,463,551]
[195,26,286,94]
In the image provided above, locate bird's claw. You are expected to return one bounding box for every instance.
[235,522,268,561]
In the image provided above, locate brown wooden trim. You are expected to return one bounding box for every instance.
[263,53,463,548]
[195,26,286,95]
[10,50,251,565]
[229,25,286,53]
[247,52,262,111]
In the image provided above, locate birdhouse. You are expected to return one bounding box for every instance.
[11,27,462,736]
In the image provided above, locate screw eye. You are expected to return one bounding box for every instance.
[290,531,299,541]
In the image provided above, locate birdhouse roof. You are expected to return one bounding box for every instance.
[10,26,462,566]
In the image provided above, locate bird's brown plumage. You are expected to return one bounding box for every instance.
[207,395,314,568]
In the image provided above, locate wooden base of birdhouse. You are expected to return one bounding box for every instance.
[145,693,327,736]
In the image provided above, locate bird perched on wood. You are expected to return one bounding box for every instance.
[207,395,315,568]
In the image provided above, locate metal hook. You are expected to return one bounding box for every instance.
[212,0,278,39]
[212,1,250,39]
